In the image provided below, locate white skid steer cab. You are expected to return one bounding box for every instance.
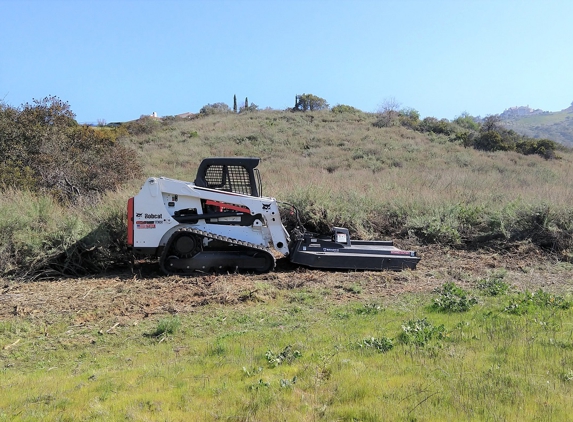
[127,157,420,275]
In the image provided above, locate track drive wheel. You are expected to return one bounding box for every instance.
[252,250,275,274]
[171,232,201,258]
[160,231,202,275]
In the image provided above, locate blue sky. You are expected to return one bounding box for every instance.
[1,0,572,124]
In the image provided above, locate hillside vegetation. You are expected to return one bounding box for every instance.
[3,100,573,420]
[123,109,573,243]
[2,99,573,278]
[500,106,573,147]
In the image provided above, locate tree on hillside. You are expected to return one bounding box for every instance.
[233,95,237,113]
[293,94,329,111]
[454,112,480,131]
[467,114,561,158]
[0,96,141,201]
[374,97,401,127]
[398,108,421,130]
[331,104,362,114]
[481,115,502,132]
[239,99,259,113]
[199,102,231,115]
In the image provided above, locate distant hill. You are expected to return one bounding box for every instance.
[498,103,573,147]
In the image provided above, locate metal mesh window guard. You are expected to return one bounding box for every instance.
[204,165,252,195]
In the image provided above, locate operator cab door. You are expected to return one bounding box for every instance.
[194,157,262,197]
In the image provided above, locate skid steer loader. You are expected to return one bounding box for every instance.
[127,157,420,275]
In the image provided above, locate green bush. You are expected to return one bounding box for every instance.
[474,131,515,152]
[358,336,394,353]
[0,189,130,278]
[453,113,480,131]
[200,102,231,115]
[397,108,421,130]
[0,97,141,202]
[431,282,478,312]
[265,345,301,367]
[0,190,86,277]
[397,318,446,347]
[516,138,561,159]
[124,116,161,135]
[504,289,572,315]
[477,272,510,296]
[331,104,361,114]
[419,117,455,135]
[294,93,329,111]
[146,316,181,338]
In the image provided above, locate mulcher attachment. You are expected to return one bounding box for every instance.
[288,227,420,271]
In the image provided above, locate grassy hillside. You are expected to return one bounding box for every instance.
[3,107,573,278]
[500,107,573,147]
[123,109,573,245]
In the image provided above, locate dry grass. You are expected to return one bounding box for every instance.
[2,242,570,322]
[3,108,573,277]
[125,110,573,213]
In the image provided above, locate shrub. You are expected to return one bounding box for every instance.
[477,272,510,296]
[0,190,87,278]
[504,289,572,315]
[293,94,329,111]
[453,112,480,131]
[124,115,161,135]
[431,282,478,312]
[419,117,455,135]
[406,212,462,245]
[516,138,561,159]
[265,345,301,367]
[398,108,421,130]
[0,161,36,191]
[474,131,515,152]
[0,97,141,202]
[146,316,181,338]
[358,336,394,353]
[199,102,231,115]
[331,104,361,114]
[355,303,382,315]
[397,318,446,347]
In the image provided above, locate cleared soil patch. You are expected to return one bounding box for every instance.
[2,244,572,323]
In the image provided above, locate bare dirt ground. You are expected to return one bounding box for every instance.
[2,243,573,323]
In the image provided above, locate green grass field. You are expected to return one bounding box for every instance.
[2,281,573,421]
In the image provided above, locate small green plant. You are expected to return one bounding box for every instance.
[504,289,572,315]
[398,318,446,347]
[265,345,301,367]
[431,282,477,312]
[279,377,298,388]
[355,303,382,315]
[344,283,363,294]
[559,369,573,382]
[248,379,270,391]
[358,336,394,353]
[477,272,510,296]
[242,366,264,378]
[145,316,181,338]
